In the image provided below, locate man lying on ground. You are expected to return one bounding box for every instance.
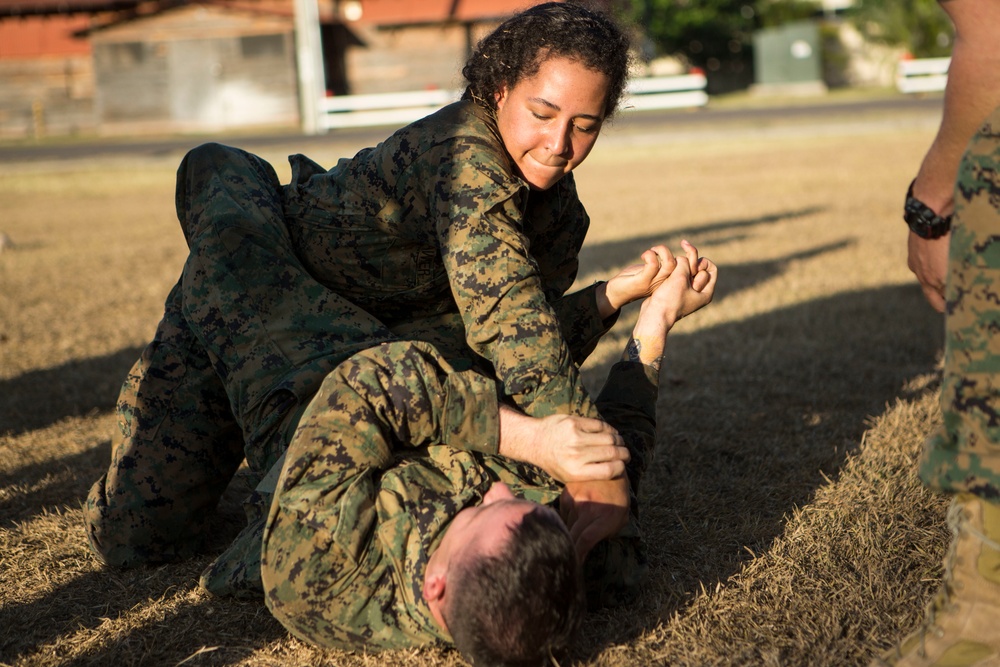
[87,244,716,666]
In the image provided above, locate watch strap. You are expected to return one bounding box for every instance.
[903,179,952,239]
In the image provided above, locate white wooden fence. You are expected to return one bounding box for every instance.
[896,57,950,94]
[623,72,708,111]
[318,72,709,131]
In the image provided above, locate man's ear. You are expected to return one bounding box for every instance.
[423,567,451,633]
[423,568,447,603]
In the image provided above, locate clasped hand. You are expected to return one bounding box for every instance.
[601,241,715,315]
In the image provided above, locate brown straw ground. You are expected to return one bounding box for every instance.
[1,100,952,666]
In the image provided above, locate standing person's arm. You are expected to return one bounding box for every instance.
[907,0,1000,311]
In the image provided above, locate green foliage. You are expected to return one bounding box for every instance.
[621,0,820,68]
[847,0,953,58]
[619,0,953,71]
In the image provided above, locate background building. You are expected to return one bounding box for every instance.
[0,0,539,137]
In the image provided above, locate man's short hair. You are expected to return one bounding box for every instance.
[446,506,585,667]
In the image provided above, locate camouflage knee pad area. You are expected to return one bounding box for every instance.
[84,307,244,567]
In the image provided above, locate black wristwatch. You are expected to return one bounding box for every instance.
[903,179,952,239]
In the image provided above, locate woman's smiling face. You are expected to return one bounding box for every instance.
[494,55,611,191]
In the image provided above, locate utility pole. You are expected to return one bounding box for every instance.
[293,0,326,134]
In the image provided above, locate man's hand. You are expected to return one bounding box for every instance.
[597,245,677,317]
[499,407,629,483]
[559,477,630,561]
[907,231,950,312]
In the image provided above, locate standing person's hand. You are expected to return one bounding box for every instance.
[908,232,950,312]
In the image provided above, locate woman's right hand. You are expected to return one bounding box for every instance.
[499,407,629,483]
[598,245,677,316]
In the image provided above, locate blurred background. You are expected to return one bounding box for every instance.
[0,0,953,140]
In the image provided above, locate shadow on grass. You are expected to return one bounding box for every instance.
[0,458,271,666]
[577,206,827,277]
[0,346,143,434]
[0,212,943,663]
[0,440,111,529]
[578,280,943,650]
[0,558,287,666]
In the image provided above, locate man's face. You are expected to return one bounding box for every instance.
[494,55,610,191]
[444,482,563,564]
[422,481,570,633]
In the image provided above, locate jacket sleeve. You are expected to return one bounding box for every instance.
[594,361,660,495]
[524,179,619,365]
[429,138,601,419]
[261,341,501,648]
[549,284,620,365]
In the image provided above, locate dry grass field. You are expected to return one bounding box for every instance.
[0,99,954,666]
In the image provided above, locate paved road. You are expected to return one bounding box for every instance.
[0,95,944,164]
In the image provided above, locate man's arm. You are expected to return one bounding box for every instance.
[561,242,718,558]
[907,0,1000,311]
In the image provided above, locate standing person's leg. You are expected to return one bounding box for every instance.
[878,108,1000,667]
[85,281,245,566]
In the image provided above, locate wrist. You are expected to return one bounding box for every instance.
[622,335,665,371]
[595,281,619,319]
[904,178,952,239]
[498,405,531,462]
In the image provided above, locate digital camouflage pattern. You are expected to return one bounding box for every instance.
[262,341,521,649]
[85,281,246,567]
[261,341,658,650]
[283,100,612,419]
[920,104,1000,500]
[85,105,648,646]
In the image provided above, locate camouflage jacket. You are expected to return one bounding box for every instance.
[282,100,613,419]
[259,342,660,651]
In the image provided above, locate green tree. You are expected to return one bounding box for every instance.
[847,0,953,58]
[624,0,757,69]
[619,0,819,90]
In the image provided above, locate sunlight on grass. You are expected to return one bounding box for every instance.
[0,113,952,667]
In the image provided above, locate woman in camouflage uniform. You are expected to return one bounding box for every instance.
[86,1,665,607]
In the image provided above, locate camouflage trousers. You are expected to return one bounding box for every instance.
[85,143,398,566]
[920,105,1000,501]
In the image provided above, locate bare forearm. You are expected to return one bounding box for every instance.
[620,292,674,371]
[497,404,628,483]
[595,280,618,319]
[621,327,667,372]
[913,1,1000,213]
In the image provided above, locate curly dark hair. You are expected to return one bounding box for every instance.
[446,507,585,667]
[461,1,633,119]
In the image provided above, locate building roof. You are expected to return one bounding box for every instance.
[0,0,145,17]
[356,0,544,26]
[0,0,547,20]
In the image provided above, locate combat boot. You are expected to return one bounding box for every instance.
[875,493,1000,667]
